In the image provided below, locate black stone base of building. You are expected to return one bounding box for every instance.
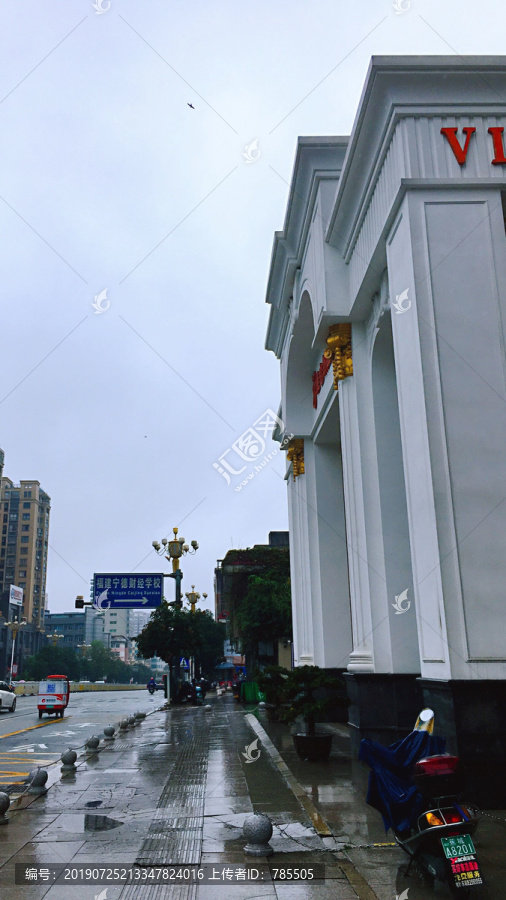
[318,668,350,724]
[344,672,421,757]
[419,678,506,809]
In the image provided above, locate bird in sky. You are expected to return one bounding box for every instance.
[187,102,195,109]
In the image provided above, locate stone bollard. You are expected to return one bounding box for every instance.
[0,792,10,825]
[119,718,129,732]
[204,704,212,711]
[85,736,100,757]
[127,716,136,729]
[134,711,143,726]
[28,768,48,796]
[103,726,116,742]
[61,749,77,773]
[243,813,274,857]
[258,701,266,709]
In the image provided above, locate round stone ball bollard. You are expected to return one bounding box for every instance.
[85,736,100,756]
[204,704,212,711]
[119,718,129,732]
[61,749,77,773]
[134,711,143,725]
[243,813,274,857]
[28,768,48,796]
[128,715,136,729]
[0,792,10,825]
[103,726,116,742]
[258,701,266,710]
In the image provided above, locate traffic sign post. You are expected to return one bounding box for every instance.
[92,574,164,609]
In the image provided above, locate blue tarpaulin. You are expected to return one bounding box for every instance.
[359,730,446,833]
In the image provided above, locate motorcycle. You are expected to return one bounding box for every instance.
[147,683,156,695]
[360,709,484,896]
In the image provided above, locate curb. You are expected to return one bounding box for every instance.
[245,713,381,900]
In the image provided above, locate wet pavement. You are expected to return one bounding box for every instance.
[0,693,503,899]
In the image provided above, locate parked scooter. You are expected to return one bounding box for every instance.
[360,709,483,896]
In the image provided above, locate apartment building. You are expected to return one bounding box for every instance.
[0,450,50,627]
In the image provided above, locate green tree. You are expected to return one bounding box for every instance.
[192,610,226,676]
[234,570,292,670]
[23,645,81,681]
[80,641,133,683]
[135,605,225,687]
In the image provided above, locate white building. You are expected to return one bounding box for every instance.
[102,607,152,664]
[265,56,506,807]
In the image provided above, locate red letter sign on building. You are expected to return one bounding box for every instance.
[440,127,476,165]
[488,127,506,164]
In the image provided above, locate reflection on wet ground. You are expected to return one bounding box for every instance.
[0,695,504,900]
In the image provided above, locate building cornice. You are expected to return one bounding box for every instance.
[265,137,348,357]
[326,55,506,255]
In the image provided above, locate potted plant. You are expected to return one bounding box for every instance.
[254,665,289,721]
[281,665,340,761]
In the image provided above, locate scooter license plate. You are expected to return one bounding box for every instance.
[441,834,476,859]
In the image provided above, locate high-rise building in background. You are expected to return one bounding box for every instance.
[0,450,50,628]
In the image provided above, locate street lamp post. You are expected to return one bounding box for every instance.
[152,528,199,608]
[46,632,65,647]
[152,527,199,700]
[184,589,208,679]
[185,586,201,615]
[5,617,27,683]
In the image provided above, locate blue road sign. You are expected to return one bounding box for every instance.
[180,658,189,669]
[93,574,164,609]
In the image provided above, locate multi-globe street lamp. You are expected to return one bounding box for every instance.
[152,528,199,608]
[185,587,208,614]
[152,527,199,700]
[185,587,208,680]
[4,616,27,683]
[46,632,65,647]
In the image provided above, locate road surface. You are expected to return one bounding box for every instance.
[0,688,164,787]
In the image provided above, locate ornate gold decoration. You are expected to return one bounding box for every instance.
[287,439,305,481]
[324,323,353,388]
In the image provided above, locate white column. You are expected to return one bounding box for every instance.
[305,438,353,668]
[287,473,314,665]
[386,197,450,680]
[339,337,375,673]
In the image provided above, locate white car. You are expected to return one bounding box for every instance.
[0,681,16,713]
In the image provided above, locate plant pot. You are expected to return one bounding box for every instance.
[292,732,333,761]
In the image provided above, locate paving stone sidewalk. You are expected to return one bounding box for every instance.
[0,697,376,900]
[2,695,503,900]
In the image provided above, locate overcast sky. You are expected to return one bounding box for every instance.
[1,0,505,615]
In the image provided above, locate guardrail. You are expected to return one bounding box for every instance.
[12,682,146,695]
